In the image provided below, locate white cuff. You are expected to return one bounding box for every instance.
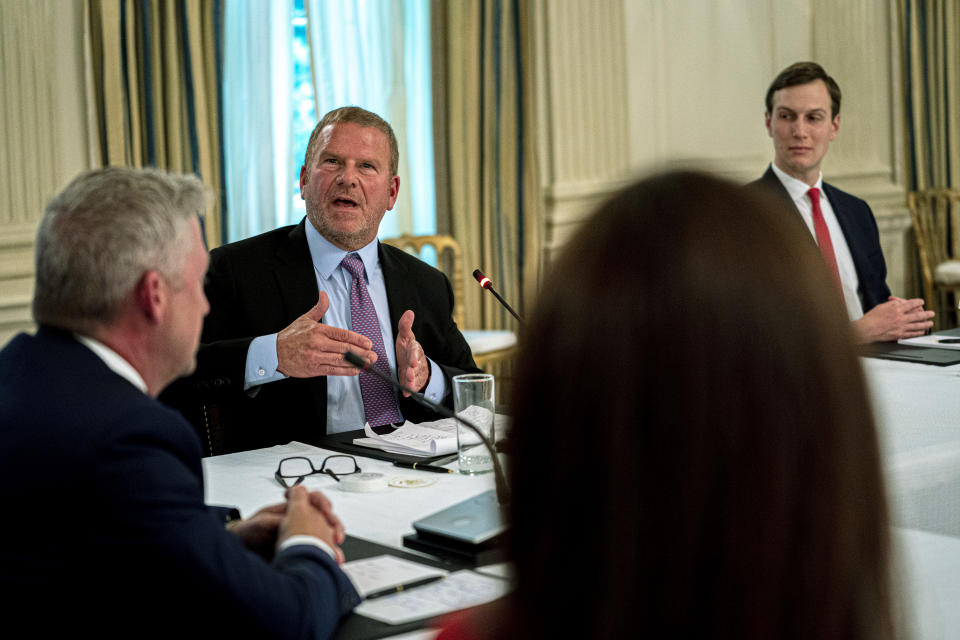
[244,333,287,391]
[277,534,337,560]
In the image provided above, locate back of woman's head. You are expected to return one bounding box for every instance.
[507,171,892,639]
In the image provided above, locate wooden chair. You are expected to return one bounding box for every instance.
[907,188,960,330]
[382,234,517,400]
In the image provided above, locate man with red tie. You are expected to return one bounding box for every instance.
[751,61,934,343]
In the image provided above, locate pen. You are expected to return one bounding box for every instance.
[938,338,960,344]
[365,575,445,600]
[393,461,453,474]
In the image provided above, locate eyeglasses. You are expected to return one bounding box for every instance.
[275,455,361,488]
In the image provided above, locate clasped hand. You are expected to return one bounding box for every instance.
[229,486,347,563]
[852,296,935,343]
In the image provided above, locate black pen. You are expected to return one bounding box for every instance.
[938,338,960,344]
[393,461,453,474]
[365,575,445,600]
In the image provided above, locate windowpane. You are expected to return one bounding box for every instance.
[291,0,315,221]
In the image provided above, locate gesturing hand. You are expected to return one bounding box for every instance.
[277,291,377,377]
[395,310,430,395]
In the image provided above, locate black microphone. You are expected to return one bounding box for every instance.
[472,269,522,323]
[343,351,509,505]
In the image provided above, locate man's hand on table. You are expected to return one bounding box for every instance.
[277,291,377,377]
[278,485,347,564]
[851,296,935,343]
[227,502,286,560]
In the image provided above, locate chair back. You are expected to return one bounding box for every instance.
[907,188,960,306]
[382,234,466,327]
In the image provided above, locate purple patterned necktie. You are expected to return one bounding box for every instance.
[341,253,402,426]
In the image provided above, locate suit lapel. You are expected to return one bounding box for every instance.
[821,182,855,243]
[272,221,321,322]
[379,243,418,333]
[269,220,329,430]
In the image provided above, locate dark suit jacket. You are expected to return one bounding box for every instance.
[0,327,360,639]
[162,220,480,452]
[750,166,891,311]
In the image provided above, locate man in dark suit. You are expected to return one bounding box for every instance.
[0,167,359,638]
[751,62,933,343]
[166,107,479,452]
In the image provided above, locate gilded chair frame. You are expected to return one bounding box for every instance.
[907,188,960,330]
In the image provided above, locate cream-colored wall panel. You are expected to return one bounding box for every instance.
[0,1,87,346]
[618,0,901,185]
[0,0,86,227]
[534,0,910,299]
[0,247,35,279]
[812,0,899,185]
[0,222,37,346]
[624,1,788,170]
[534,0,631,251]
[540,0,629,186]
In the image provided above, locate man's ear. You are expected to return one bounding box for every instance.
[387,174,400,210]
[134,270,166,324]
[299,164,308,200]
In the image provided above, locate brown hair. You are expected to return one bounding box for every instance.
[503,171,893,638]
[766,61,842,118]
[302,106,399,176]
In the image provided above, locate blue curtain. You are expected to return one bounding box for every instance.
[84,0,224,247]
[222,0,295,241]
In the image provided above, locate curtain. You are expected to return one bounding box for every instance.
[222,0,294,241]
[900,0,960,190]
[435,0,540,331]
[304,0,436,239]
[899,0,960,304]
[83,0,224,247]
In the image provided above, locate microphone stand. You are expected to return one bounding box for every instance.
[472,269,522,323]
[343,351,509,506]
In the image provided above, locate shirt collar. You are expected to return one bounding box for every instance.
[304,219,380,281]
[770,162,824,202]
[74,334,148,393]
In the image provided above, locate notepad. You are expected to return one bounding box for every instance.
[341,555,447,599]
[353,569,512,625]
[899,332,960,351]
[352,406,499,457]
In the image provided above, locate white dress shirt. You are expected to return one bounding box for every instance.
[770,163,865,320]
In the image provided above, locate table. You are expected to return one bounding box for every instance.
[202,359,960,638]
[893,528,960,640]
[203,441,497,550]
[861,357,960,537]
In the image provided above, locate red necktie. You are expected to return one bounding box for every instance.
[808,187,843,297]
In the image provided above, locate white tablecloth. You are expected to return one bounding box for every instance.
[861,357,960,537]
[203,441,496,549]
